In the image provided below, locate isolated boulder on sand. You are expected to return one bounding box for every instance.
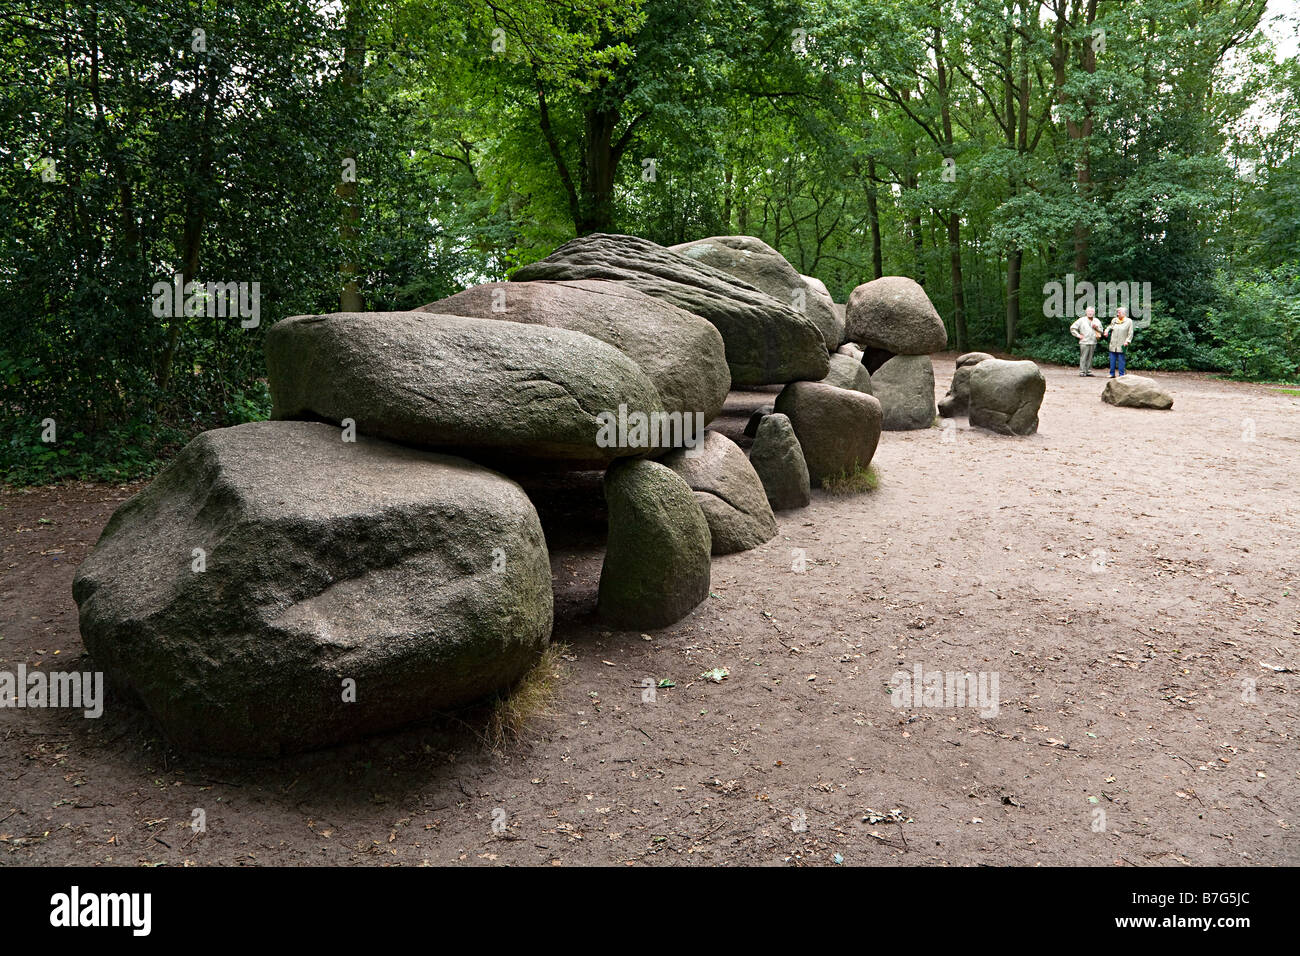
[1102,375,1174,409]
[871,354,937,430]
[511,233,829,387]
[266,310,665,466]
[660,431,777,555]
[598,459,712,629]
[423,279,730,423]
[968,359,1047,435]
[748,413,811,510]
[72,421,554,755]
[774,381,883,486]
[845,276,948,355]
[938,353,993,417]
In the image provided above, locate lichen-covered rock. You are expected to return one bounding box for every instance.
[871,354,937,430]
[667,236,841,352]
[939,353,994,417]
[748,413,811,510]
[267,310,664,465]
[73,421,554,755]
[821,353,874,395]
[660,431,777,554]
[512,233,829,387]
[598,459,712,629]
[845,276,948,355]
[774,381,883,486]
[969,359,1047,435]
[423,279,729,423]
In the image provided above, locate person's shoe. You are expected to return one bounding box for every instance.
[1109,374,1116,378]
[1085,372,1094,377]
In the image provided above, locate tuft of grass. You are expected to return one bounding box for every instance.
[486,643,569,748]
[821,463,880,495]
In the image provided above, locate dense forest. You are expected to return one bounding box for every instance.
[3,0,1297,482]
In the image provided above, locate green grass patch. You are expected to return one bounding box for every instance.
[821,463,880,496]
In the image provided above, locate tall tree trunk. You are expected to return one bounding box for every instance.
[576,106,618,234]
[723,164,733,229]
[934,22,967,352]
[338,2,365,310]
[867,156,883,279]
[159,45,221,393]
[1006,249,1022,348]
[1053,0,1098,278]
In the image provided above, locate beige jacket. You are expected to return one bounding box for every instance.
[1104,318,1134,352]
[1071,316,1103,345]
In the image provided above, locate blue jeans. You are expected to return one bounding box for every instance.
[1109,350,1126,376]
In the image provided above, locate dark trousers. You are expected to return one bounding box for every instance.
[1109,350,1126,375]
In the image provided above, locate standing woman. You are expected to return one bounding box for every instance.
[1103,307,1135,377]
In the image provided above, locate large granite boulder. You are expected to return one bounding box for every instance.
[969,359,1047,435]
[72,422,554,755]
[938,353,993,417]
[266,310,665,466]
[748,413,811,510]
[660,431,777,555]
[773,381,883,486]
[598,459,712,629]
[803,274,847,350]
[667,236,840,352]
[1102,375,1173,409]
[871,354,937,430]
[821,352,874,395]
[845,277,948,355]
[512,233,829,387]
[422,279,729,423]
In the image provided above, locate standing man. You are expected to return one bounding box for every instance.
[1070,306,1104,376]
[1103,307,1135,377]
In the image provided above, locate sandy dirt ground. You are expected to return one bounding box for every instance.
[2,357,1298,866]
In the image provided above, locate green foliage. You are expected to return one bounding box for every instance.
[1205,268,1300,381]
[822,464,880,496]
[2,0,1298,484]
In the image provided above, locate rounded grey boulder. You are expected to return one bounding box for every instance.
[660,431,777,554]
[821,352,874,395]
[748,413,811,510]
[871,354,938,430]
[266,310,665,465]
[598,459,712,630]
[774,381,883,486]
[72,421,554,755]
[422,279,730,424]
[668,236,841,353]
[512,234,829,387]
[845,276,948,355]
[969,359,1047,435]
[1101,374,1173,409]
